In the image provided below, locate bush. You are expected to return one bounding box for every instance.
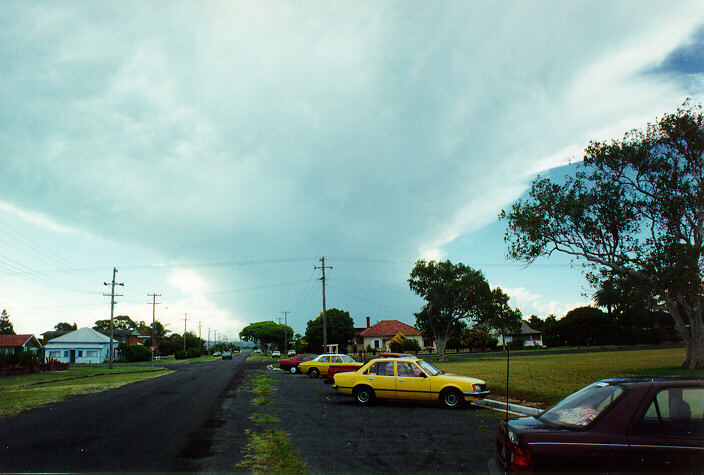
[124,344,152,362]
[186,347,201,359]
[402,339,421,354]
[175,350,188,360]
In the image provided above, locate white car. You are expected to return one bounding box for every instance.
[271,350,281,357]
[287,350,296,356]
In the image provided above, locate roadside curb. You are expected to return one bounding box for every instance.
[473,398,543,416]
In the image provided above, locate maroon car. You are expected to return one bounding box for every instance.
[279,354,318,374]
[496,377,704,473]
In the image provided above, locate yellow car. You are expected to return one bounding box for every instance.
[298,353,363,378]
[333,357,489,408]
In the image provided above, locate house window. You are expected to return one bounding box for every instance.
[64,351,69,357]
[86,350,98,358]
[49,351,61,358]
[374,340,380,348]
[78,351,83,357]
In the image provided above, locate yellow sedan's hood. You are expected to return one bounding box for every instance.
[433,373,485,385]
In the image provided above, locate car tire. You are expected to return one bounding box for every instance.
[290,366,297,374]
[440,388,464,409]
[354,386,375,405]
[308,368,320,378]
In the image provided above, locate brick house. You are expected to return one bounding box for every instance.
[354,318,424,352]
[0,334,42,355]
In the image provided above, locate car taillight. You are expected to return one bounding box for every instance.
[510,445,533,473]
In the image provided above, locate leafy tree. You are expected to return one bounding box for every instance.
[0,310,15,335]
[402,338,421,354]
[555,306,612,346]
[93,315,137,332]
[461,327,496,352]
[304,308,355,353]
[502,103,704,369]
[388,332,407,352]
[484,288,523,343]
[54,322,77,332]
[408,260,492,361]
[240,321,293,354]
[527,315,544,332]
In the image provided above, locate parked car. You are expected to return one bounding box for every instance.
[212,351,222,356]
[221,351,232,359]
[287,349,296,356]
[298,354,363,378]
[333,357,488,408]
[271,350,281,357]
[378,353,415,358]
[279,353,318,374]
[254,349,262,353]
[495,377,704,473]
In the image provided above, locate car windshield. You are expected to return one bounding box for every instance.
[539,382,625,428]
[416,360,443,376]
[339,355,355,363]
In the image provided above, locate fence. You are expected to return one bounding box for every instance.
[0,361,70,377]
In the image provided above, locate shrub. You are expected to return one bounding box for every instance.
[124,344,152,362]
[175,350,188,360]
[402,339,421,354]
[186,347,201,359]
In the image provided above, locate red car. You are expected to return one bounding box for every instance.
[279,354,318,374]
[495,377,704,473]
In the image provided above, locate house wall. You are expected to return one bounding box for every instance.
[44,342,114,364]
[361,334,423,351]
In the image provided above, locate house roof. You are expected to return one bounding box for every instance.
[0,334,38,348]
[521,322,541,335]
[46,327,114,344]
[359,320,422,337]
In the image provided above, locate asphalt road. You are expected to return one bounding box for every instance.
[0,354,246,472]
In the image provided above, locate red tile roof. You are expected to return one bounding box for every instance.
[359,320,422,337]
[0,334,34,347]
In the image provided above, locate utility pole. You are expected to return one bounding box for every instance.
[183,313,189,352]
[199,321,202,341]
[208,328,211,352]
[281,310,290,354]
[214,330,217,350]
[103,267,124,369]
[315,257,332,352]
[147,293,161,367]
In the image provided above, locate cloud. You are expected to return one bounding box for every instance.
[501,285,589,319]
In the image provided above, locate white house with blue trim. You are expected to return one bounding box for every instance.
[44,327,118,364]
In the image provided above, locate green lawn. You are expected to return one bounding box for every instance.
[0,364,166,389]
[433,347,701,406]
[0,368,173,417]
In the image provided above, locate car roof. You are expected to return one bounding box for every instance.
[368,357,421,363]
[599,376,704,385]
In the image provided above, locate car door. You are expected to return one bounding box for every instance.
[317,356,331,374]
[395,361,431,400]
[627,385,704,472]
[362,361,396,398]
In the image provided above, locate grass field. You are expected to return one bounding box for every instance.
[434,347,702,406]
[0,366,173,418]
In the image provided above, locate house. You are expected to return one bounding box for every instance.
[356,318,424,352]
[44,327,118,364]
[496,322,544,347]
[40,330,71,345]
[0,334,42,355]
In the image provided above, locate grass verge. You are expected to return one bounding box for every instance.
[240,369,307,473]
[0,369,173,418]
[435,347,701,406]
[238,429,308,473]
[0,364,166,389]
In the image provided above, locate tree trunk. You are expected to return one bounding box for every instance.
[434,332,450,361]
[682,309,704,370]
[665,295,704,370]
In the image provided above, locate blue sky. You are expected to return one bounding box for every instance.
[1,2,704,340]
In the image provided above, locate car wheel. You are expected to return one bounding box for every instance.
[289,366,297,374]
[308,368,320,378]
[440,388,464,409]
[354,386,375,405]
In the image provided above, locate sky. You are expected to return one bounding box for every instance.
[1,1,704,342]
